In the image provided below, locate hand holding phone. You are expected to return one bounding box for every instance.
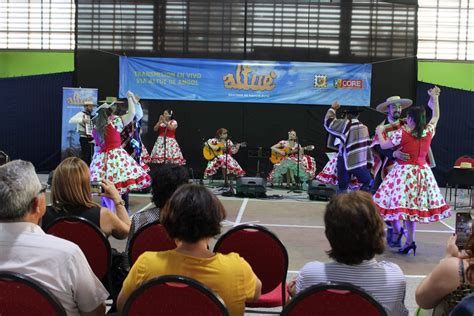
[455,212,472,250]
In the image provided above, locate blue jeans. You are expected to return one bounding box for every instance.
[337,156,373,192]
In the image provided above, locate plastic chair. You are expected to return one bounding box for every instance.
[213,224,289,312]
[0,271,66,316]
[128,221,176,267]
[282,282,387,316]
[44,216,112,281]
[122,274,229,316]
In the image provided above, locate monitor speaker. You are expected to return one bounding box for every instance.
[308,180,337,201]
[236,177,267,197]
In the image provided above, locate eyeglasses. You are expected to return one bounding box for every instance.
[38,183,47,195]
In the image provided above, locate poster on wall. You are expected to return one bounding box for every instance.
[61,87,98,159]
[119,57,371,106]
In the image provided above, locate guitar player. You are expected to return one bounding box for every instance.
[267,129,316,188]
[203,128,246,186]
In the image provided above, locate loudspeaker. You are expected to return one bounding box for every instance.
[308,180,337,201]
[236,177,267,197]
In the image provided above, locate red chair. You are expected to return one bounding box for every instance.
[213,224,289,312]
[44,216,111,281]
[282,282,387,316]
[454,156,474,168]
[122,275,229,316]
[0,271,66,316]
[128,221,176,267]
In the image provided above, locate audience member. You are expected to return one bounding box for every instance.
[289,191,408,316]
[0,160,109,316]
[41,157,131,239]
[117,184,262,316]
[125,163,189,251]
[416,234,474,314]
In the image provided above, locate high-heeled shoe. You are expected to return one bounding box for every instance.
[398,241,416,256]
[389,227,405,248]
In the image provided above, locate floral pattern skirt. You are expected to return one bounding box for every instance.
[90,148,151,195]
[148,136,186,165]
[204,155,245,178]
[315,155,361,190]
[267,155,316,185]
[374,162,451,223]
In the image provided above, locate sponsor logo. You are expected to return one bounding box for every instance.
[314,74,328,88]
[333,79,363,89]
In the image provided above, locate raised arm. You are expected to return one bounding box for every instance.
[427,86,441,128]
[121,91,137,126]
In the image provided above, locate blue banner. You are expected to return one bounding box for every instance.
[61,87,98,158]
[119,57,371,106]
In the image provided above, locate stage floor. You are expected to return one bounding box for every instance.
[41,176,472,315]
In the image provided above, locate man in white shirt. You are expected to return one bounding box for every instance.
[0,160,109,316]
[69,101,95,165]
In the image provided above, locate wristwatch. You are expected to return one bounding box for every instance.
[114,199,126,207]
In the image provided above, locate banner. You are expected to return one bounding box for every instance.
[61,87,98,158]
[119,57,371,106]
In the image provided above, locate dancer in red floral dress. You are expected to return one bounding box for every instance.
[90,93,151,196]
[148,109,186,165]
[373,86,451,255]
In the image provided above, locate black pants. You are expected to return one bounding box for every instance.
[337,156,373,192]
[80,137,94,166]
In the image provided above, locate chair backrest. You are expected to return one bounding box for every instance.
[213,224,289,304]
[128,222,176,267]
[123,274,229,316]
[454,156,474,168]
[282,282,387,316]
[0,271,67,316]
[0,151,9,166]
[44,216,111,281]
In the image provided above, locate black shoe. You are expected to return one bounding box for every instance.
[389,227,405,248]
[398,241,416,256]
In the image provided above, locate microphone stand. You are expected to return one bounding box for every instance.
[222,138,235,196]
[288,138,303,193]
[163,121,168,164]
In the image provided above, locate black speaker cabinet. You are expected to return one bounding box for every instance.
[236,177,267,197]
[308,180,337,201]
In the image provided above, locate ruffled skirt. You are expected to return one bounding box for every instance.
[148,136,186,165]
[204,155,245,178]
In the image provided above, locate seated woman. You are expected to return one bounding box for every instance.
[416,233,474,314]
[203,128,246,182]
[125,163,189,252]
[117,184,262,316]
[267,129,316,188]
[289,191,408,316]
[42,157,131,240]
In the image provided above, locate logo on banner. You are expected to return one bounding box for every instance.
[334,79,364,89]
[223,64,277,91]
[314,74,328,88]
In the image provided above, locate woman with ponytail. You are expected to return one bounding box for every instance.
[373,86,451,255]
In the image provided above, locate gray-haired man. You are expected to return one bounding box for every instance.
[0,160,109,316]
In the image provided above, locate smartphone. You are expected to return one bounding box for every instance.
[455,212,473,250]
[90,181,104,195]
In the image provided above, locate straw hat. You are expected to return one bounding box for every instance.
[376,96,412,113]
[96,97,124,111]
[341,106,365,115]
[83,100,95,106]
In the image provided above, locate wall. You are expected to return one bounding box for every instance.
[418,61,474,92]
[0,51,74,78]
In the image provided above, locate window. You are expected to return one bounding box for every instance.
[418,0,473,61]
[0,0,75,50]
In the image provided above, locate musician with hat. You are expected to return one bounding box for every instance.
[68,100,95,165]
[324,101,374,193]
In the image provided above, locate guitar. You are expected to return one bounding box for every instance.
[203,142,247,161]
[270,145,315,164]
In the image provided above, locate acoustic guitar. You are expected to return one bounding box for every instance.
[203,142,247,161]
[270,145,315,164]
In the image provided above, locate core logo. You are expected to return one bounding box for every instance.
[333,79,363,89]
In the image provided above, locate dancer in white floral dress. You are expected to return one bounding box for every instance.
[203,128,245,180]
[90,93,151,197]
[374,86,451,255]
[148,109,186,165]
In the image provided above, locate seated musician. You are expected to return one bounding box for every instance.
[267,129,316,188]
[203,128,245,184]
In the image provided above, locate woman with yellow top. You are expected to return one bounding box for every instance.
[117,184,262,316]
